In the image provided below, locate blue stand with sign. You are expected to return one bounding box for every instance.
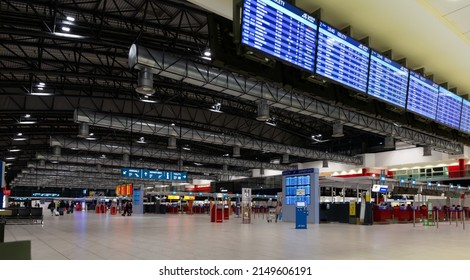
[282,168,319,224]
[295,202,309,229]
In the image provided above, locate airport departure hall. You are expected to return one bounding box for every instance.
[2,0,470,260]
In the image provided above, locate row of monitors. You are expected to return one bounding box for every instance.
[241,0,470,133]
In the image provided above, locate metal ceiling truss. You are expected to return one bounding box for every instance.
[0,0,209,53]
[128,45,463,155]
[50,137,294,171]
[34,153,251,177]
[75,108,363,164]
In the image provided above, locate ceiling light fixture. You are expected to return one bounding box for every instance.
[66,16,75,22]
[52,32,85,39]
[5,157,16,160]
[139,95,158,103]
[8,149,21,152]
[30,92,54,96]
[61,26,71,32]
[265,117,277,127]
[13,137,28,141]
[182,145,191,151]
[137,137,146,144]
[208,102,222,113]
[203,50,211,57]
[24,114,31,118]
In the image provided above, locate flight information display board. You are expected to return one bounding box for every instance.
[241,0,318,73]
[316,21,370,93]
[367,50,409,108]
[436,87,462,129]
[460,99,470,134]
[406,71,439,120]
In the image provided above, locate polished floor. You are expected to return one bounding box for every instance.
[4,209,470,260]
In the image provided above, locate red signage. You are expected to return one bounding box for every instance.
[3,189,11,195]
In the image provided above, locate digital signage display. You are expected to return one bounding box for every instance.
[459,99,470,134]
[436,87,462,129]
[241,0,317,73]
[316,21,370,93]
[367,50,409,108]
[406,71,439,120]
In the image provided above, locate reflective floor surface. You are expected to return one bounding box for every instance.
[4,210,470,260]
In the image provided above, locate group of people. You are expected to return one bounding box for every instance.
[47,200,74,216]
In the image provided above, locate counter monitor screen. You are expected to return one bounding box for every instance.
[406,71,439,120]
[436,87,462,129]
[241,0,318,73]
[367,50,409,108]
[459,99,470,134]
[316,21,370,93]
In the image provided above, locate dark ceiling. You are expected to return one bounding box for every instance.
[0,0,460,191]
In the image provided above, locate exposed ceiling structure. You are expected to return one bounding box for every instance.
[1,0,468,192]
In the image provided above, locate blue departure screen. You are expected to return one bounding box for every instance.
[406,71,439,120]
[367,50,409,108]
[316,21,369,93]
[241,0,317,73]
[436,87,462,129]
[460,99,470,134]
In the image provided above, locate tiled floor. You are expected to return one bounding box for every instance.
[4,210,470,260]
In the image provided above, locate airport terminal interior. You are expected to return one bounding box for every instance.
[2,0,470,260]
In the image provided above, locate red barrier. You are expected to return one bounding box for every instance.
[95,204,100,214]
[100,204,105,214]
[110,206,117,215]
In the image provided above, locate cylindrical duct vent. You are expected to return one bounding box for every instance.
[423,146,432,156]
[256,100,270,121]
[332,122,344,137]
[168,137,177,149]
[78,123,89,138]
[384,136,395,149]
[136,67,155,95]
[322,160,329,168]
[233,146,240,157]
[53,146,61,156]
[282,153,289,164]
[123,153,130,163]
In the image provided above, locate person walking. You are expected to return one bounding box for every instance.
[48,201,56,216]
[122,201,133,216]
[275,201,282,223]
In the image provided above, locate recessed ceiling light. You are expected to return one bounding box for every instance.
[30,92,54,96]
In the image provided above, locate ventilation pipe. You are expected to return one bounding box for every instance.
[135,67,155,95]
[78,123,89,138]
[233,146,240,157]
[384,136,395,149]
[332,122,344,138]
[256,100,270,121]
[423,146,432,156]
[168,137,177,149]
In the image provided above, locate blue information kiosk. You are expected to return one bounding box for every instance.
[295,201,309,229]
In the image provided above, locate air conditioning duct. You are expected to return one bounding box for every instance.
[136,67,155,95]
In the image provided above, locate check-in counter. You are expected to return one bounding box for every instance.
[373,206,392,223]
